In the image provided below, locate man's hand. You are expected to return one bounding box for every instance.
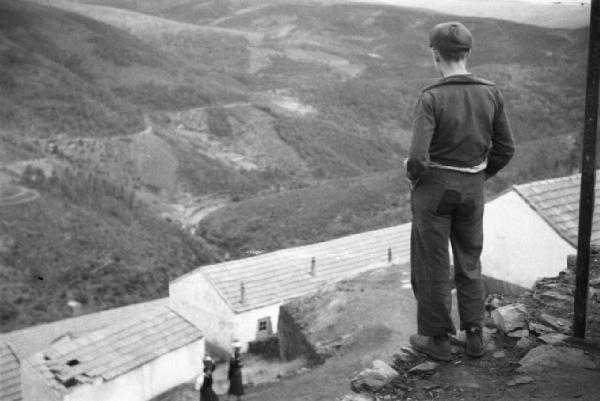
[404,159,419,190]
[405,176,419,191]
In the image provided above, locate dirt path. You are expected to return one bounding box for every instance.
[0,182,40,206]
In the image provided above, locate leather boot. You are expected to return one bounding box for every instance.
[466,327,485,357]
[409,334,451,361]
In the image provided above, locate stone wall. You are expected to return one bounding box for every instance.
[277,303,323,365]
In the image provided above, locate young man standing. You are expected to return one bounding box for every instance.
[406,22,515,361]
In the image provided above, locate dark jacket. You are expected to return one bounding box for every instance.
[407,74,515,181]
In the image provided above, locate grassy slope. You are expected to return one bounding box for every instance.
[0,0,146,138]
[198,171,410,257]
[0,0,234,331]
[0,177,218,332]
[0,0,245,140]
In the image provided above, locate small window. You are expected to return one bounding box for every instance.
[256,317,272,338]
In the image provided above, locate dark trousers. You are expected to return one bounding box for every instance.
[410,168,485,337]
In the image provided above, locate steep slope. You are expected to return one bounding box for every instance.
[198,171,410,257]
[0,0,244,140]
[0,0,231,332]
[0,168,219,332]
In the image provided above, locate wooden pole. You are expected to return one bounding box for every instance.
[574,0,600,339]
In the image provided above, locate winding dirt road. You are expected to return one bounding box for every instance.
[0,184,40,206]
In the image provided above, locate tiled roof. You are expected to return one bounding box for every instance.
[174,224,412,312]
[0,298,167,401]
[28,306,202,394]
[0,344,20,401]
[513,172,600,247]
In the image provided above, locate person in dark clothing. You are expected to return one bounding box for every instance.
[195,356,219,401]
[227,343,244,401]
[406,21,515,361]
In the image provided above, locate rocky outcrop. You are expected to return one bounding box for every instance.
[350,360,399,393]
[344,263,600,401]
[517,344,597,373]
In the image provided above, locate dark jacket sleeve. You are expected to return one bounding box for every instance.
[485,89,515,178]
[406,92,435,182]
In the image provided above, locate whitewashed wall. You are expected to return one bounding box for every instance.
[481,191,575,289]
[64,339,205,401]
[233,303,282,351]
[170,272,235,351]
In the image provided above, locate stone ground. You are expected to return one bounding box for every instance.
[347,265,600,401]
[155,264,600,401]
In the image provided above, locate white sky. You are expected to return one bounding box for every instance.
[344,0,591,28]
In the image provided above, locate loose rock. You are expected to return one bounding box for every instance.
[491,303,527,333]
[408,361,439,374]
[517,345,597,373]
[529,322,554,335]
[538,333,569,345]
[540,290,573,302]
[539,313,572,333]
[350,360,399,392]
[508,329,529,338]
[507,376,535,386]
[340,393,375,401]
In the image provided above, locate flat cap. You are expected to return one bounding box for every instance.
[429,21,472,52]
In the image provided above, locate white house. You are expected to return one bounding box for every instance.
[0,299,205,401]
[169,224,412,351]
[481,171,600,289]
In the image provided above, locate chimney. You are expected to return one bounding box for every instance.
[240,282,246,305]
[388,247,392,264]
[310,257,316,277]
[67,300,82,317]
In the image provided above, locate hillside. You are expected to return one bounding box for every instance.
[0,167,219,332]
[198,171,410,257]
[1,0,591,330]
[0,0,244,140]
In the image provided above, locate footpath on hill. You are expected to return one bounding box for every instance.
[157,263,600,401]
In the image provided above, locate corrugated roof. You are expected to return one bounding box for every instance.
[513,172,600,247]
[28,306,202,394]
[174,224,412,312]
[0,298,167,401]
[0,344,20,401]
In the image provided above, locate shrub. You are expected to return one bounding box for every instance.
[206,107,232,138]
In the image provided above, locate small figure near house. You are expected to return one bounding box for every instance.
[227,341,244,401]
[195,355,219,401]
